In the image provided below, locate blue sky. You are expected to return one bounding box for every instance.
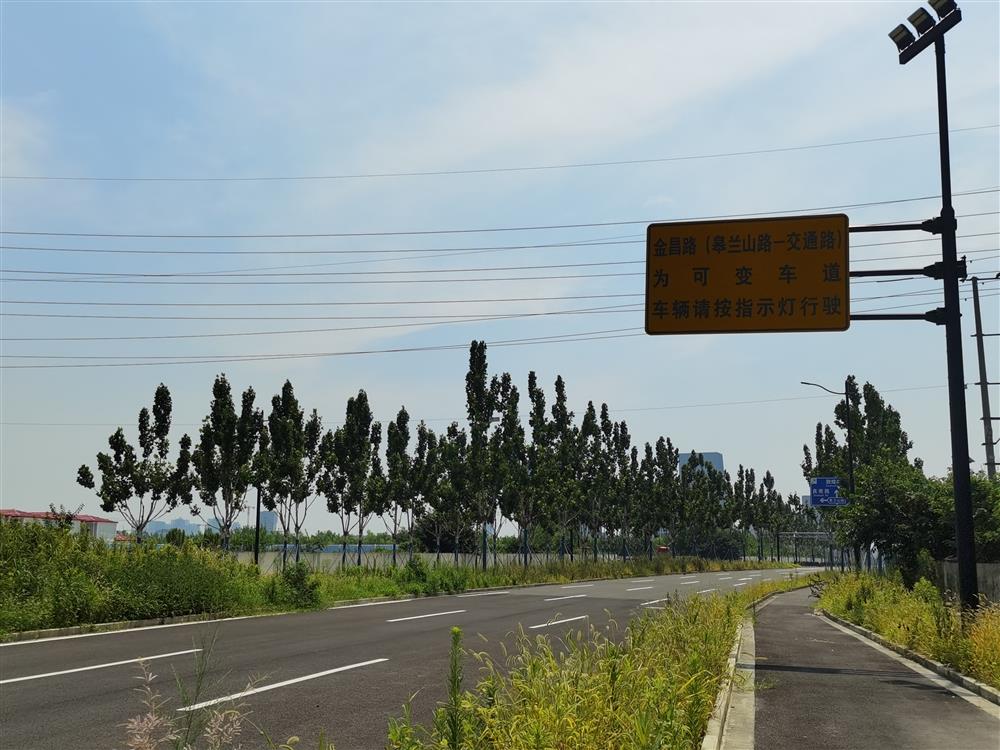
[2,2,998,532]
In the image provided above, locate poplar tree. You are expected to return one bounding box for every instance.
[384,407,413,566]
[77,384,194,542]
[191,375,259,550]
[465,341,495,569]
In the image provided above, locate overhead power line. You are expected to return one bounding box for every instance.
[4,125,995,183]
[4,288,998,369]
[0,291,643,310]
[3,208,996,258]
[0,327,646,369]
[0,383,963,427]
[3,187,996,239]
[7,283,995,342]
[0,303,644,342]
[5,247,997,286]
[3,232,997,281]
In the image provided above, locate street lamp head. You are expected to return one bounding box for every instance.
[908,7,937,35]
[889,24,916,52]
[928,0,958,19]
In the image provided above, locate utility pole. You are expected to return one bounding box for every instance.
[971,277,997,480]
[253,484,262,567]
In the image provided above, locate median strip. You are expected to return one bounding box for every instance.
[386,610,466,623]
[1,648,202,685]
[176,658,388,712]
[544,594,588,602]
[529,615,588,630]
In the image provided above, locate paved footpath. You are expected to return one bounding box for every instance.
[754,588,1000,750]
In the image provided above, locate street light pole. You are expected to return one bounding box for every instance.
[889,0,978,609]
[933,35,979,610]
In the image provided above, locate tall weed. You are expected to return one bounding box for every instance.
[818,572,1000,689]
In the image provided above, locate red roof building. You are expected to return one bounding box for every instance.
[1,509,118,541]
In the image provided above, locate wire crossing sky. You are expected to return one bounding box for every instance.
[1,1,997,530]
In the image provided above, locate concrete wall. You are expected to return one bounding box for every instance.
[933,561,1000,603]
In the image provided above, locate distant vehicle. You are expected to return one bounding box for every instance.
[656,545,671,556]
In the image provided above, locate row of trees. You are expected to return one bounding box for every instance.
[801,376,1000,582]
[78,341,818,566]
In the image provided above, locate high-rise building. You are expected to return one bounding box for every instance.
[678,452,724,473]
[259,510,278,533]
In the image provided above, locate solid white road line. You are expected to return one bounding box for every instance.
[529,616,588,630]
[544,594,588,602]
[329,598,414,610]
[626,586,653,592]
[177,658,388,712]
[1,649,201,685]
[697,588,717,594]
[0,615,265,648]
[386,610,466,623]
[560,583,594,589]
[679,580,701,585]
[456,591,510,598]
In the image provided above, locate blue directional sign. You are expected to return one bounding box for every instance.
[810,477,848,507]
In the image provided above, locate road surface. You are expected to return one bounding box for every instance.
[1,566,807,749]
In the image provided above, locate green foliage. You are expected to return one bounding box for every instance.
[76,383,195,541]
[0,522,264,635]
[387,576,815,749]
[268,562,321,608]
[818,573,1000,689]
[165,527,186,547]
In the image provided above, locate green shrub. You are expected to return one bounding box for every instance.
[817,572,999,689]
[387,575,820,749]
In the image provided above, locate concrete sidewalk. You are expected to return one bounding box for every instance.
[752,588,1000,750]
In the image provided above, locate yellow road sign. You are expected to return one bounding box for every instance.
[645,214,850,334]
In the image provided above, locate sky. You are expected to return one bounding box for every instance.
[1,1,998,534]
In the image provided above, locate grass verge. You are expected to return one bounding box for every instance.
[0,521,796,638]
[385,572,827,750]
[817,572,1000,690]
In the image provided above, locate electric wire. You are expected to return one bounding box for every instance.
[5,124,994,182]
[3,187,996,239]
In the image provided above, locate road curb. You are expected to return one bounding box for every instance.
[701,619,744,750]
[1,564,801,644]
[818,608,1000,707]
[0,611,259,644]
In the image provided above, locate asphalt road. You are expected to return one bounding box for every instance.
[754,587,1000,749]
[0,566,807,750]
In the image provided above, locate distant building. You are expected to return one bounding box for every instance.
[147,517,203,536]
[259,510,278,533]
[1,509,117,542]
[678,452,725,473]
